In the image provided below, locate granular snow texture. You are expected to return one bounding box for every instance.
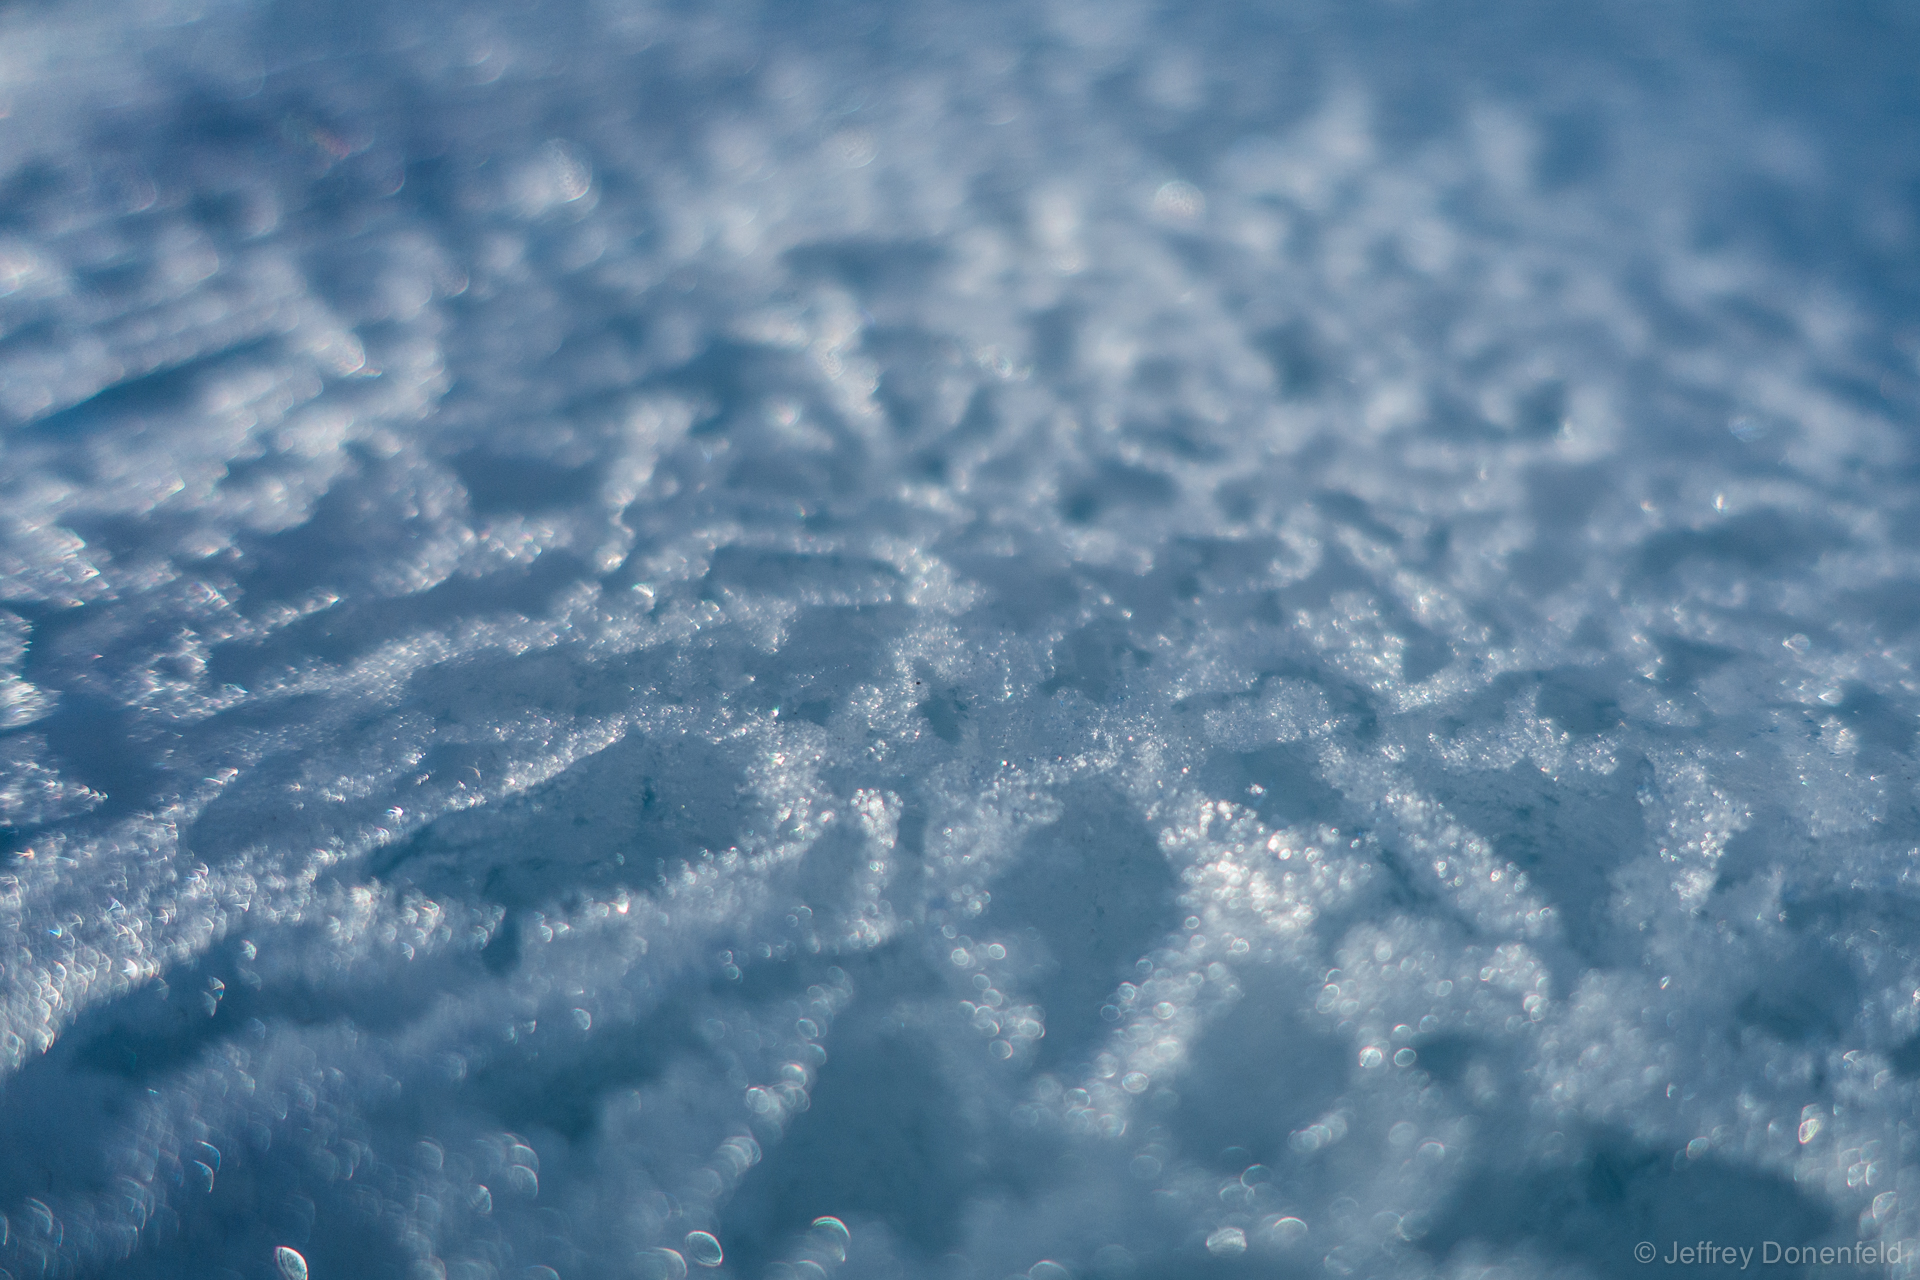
[3,2,1920,1278]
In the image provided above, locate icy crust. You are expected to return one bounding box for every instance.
[2,0,1920,1277]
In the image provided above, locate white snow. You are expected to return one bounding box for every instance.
[1,1,1919,1277]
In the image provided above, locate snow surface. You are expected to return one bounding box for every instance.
[2,1,1920,1277]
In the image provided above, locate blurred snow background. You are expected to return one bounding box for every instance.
[2,0,1920,1277]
